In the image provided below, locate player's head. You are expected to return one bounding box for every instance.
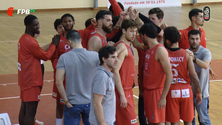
[121,19,138,42]
[189,8,204,26]
[24,14,40,34]
[163,26,181,48]
[66,30,81,48]
[85,18,93,28]
[96,10,113,33]
[138,23,157,45]
[188,30,201,50]
[148,7,164,26]
[54,18,64,34]
[61,13,75,31]
[109,2,124,16]
[99,46,118,69]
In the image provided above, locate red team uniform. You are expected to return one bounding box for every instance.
[166,48,194,122]
[114,41,137,125]
[18,34,56,102]
[179,26,206,49]
[87,32,108,50]
[51,33,71,103]
[143,44,166,123]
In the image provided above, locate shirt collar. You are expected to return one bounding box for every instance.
[189,45,203,55]
[98,65,113,77]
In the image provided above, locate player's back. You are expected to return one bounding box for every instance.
[143,44,166,90]
[167,48,190,84]
[57,48,99,104]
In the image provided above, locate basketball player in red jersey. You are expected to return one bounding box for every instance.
[88,10,113,52]
[18,15,60,125]
[138,23,172,125]
[88,10,126,54]
[113,19,138,125]
[164,26,202,125]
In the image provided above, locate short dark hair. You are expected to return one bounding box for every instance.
[66,30,81,43]
[24,14,37,26]
[164,26,181,44]
[109,2,124,15]
[54,18,62,30]
[121,19,138,31]
[148,8,164,19]
[61,13,75,22]
[85,18,93,28]
[95,10,112,22]
[188,30,201,38]
[99,46,116,65]
[138,23,157,39]
[189,8,203,21]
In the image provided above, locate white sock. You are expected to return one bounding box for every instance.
[56,118,62,125]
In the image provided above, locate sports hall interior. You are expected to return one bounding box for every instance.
[0,0,222,124]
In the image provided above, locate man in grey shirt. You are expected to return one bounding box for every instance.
[56,30,99,125]
[188,30,211,125]
[89,46,118,125]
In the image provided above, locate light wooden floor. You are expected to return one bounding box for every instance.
[0,4,221,125]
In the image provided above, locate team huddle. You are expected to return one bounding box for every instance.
[17,0,216,125]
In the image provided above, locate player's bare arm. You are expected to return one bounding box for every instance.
[56,69,73,108]
[187,53,202,105]
[93,93,106,125]
[156,47,173,109]
[132,36,146,51]
[113,45,128,108]
[88,36,102,52]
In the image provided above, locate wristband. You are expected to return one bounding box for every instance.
[193,57,197,63]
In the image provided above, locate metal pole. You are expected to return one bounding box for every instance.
[193,0,197,4]
[95,0,98,8]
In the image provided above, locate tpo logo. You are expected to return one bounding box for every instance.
[7,7,35,17]
[203,6,210,21]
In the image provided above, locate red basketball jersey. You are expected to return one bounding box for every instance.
[143,44,166,90]
[167,48,190,84]
[115,41,135,88]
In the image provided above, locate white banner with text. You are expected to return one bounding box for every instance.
[107,0,181,9]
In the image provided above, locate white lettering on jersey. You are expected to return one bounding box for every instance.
[169,57,184,62]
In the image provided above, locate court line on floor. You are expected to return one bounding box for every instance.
[0,93,52,100]
[0,79,53,86]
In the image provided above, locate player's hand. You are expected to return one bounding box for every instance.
[91,18,97,27]
[116,43,126,54]
[108,41,115,46]
[34,29,41,39]
[52,34,60,46]
[120,95,127,108]
[120,11,128,19]
[158,97,166,109]
[196,93,202,105]
[209,68,217,79]
[66,102,73,108]
[186,49,194,60]
[160,23,168,30]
